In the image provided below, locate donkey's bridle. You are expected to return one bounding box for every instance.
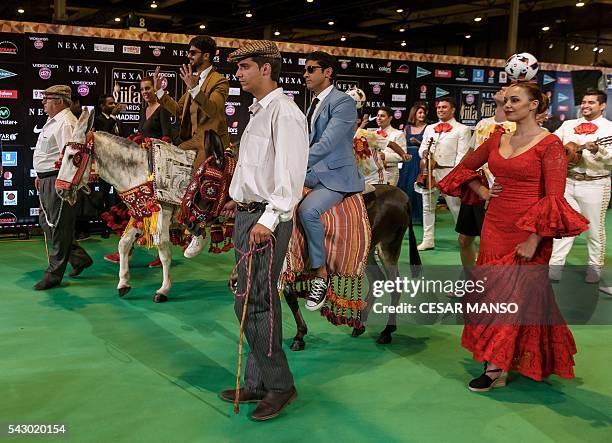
[55,131,96,190]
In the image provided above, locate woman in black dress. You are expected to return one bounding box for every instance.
[103,77,174,267]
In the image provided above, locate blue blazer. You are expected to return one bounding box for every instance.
[306,87,364,193]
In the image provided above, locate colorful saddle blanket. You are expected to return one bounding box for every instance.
[283,193,371,328]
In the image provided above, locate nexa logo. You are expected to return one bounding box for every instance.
[113,71,142,81]
[278,77,302,85]
[355,62,374,69]
[282,57,293,64]
[68,65,99,74]
[173,49,188,57]
[29,108,45,116]
[335,80,359,91]
[366,101,385,107]
[389,83,409,90]
[58,42,85,50]
[224,73,239,81]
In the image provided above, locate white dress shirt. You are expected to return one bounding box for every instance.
[229,88,309,231]
[379,125,407,165]
[33,108,77,173]
[308,84,333,128]
[554,115,612,176]
[418,118,471,168]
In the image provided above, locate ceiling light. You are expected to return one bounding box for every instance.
[328,20,335,25]
[599,48,604,53]
[396,8,404,13]
[541,26,550,31]
[114,17,121,22]
[340,35,346,42]
[150,1,158,8]
[17,7,25,13]
[274,29,280,36]
[399,27,405,32]
[574,45,580,51]
[575,2,585,6]
[593,46,599,52]
[548,43,554,49]
[307,0,314,3]
[570,44,575,49]
[474,17,482,22]
[465,34,471,39]
[245,11,253,18]
[199,24,206,29]
[400,40,406,47]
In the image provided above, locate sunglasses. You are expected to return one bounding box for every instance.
[188,49,202,56]
[304,65,323,74]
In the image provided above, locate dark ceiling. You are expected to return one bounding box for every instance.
[1,1,612,65]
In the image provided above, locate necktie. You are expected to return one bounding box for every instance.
[307,97,320,132]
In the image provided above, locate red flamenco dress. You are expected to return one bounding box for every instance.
[437,128,589,381]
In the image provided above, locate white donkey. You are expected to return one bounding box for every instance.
[56,109,229,302]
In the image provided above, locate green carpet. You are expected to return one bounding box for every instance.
[1,209,611,443]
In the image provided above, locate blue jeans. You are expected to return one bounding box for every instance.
[299,173,345,269]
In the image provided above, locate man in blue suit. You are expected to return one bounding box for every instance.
[300,51,364,311]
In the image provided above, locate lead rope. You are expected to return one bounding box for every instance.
[229,237,276,413]
[39,189,64,266]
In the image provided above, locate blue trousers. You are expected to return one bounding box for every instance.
[299,174,345,269]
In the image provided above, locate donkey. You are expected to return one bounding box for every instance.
[55,109,227,302]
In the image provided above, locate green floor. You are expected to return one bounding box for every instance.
[1,210,611,443]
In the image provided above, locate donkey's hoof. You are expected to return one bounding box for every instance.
[376,333,392,345]
[351,326,366,337]
[153,293,168,303]
[290,338,305,351]
[118,286,131,298]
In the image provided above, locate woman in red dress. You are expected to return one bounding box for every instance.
[438,83,589,391]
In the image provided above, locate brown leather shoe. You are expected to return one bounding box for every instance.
[69,258,93,277]
[251,386,297,421]
[219,388,264,404]
[34,278,61,290]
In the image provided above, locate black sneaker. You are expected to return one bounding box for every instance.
[305,277,328,311]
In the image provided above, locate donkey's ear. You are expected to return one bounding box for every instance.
[205,129,225,169]
[86,108,96,132]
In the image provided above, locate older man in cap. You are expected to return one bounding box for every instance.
[33,85,93,290]
[217,40,308,421]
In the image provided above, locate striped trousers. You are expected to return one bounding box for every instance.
[233,208,294,394]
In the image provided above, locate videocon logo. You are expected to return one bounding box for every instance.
[0,107,10,119]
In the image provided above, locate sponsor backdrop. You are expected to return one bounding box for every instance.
[0,31,610,228]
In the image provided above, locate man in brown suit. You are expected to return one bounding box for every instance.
[153,35,229,257]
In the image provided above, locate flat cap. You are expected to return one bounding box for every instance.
[228,40,281,62]
[43,85,72,100]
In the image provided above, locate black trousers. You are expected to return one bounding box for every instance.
[38,175,92,282]
[233,209,294,394]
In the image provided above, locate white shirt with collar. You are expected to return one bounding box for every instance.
[418,118,471,168]
[229,87,309,231]
[378,124,407,165]
[554,115,612,176]
[308,84,333,127]
[155,65,213,100]
[33,108,77,173]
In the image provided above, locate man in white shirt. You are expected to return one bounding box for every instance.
[218,41,308,421]
[33,85,93,290]
[549,89,612,283]
[417,98,471,250]
[153,35,230,258]
[375,106,410,186]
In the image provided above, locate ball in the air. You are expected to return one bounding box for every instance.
[504,52,539,81]
[346,87,366,109]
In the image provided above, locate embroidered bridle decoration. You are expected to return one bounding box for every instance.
[55,131,99,190]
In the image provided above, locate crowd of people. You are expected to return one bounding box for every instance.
[29,36,610,421]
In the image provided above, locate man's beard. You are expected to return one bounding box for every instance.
[191,59,203,71]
